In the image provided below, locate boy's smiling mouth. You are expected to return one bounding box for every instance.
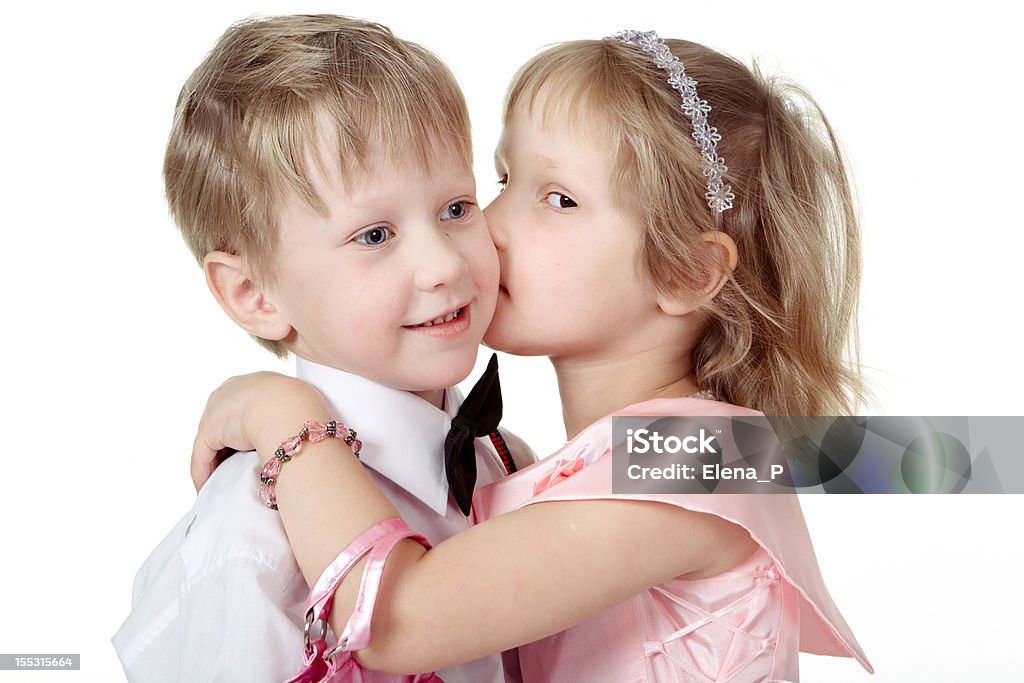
[405,305,468,329]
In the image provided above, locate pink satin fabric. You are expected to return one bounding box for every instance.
[287,519,443,683]
[474,398,873,682]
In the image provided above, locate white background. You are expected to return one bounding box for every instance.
[1,1,1022,681]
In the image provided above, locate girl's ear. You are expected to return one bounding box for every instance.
[656,231,739,316]
[203,251,292,341]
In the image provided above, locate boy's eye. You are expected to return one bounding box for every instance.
[441,200,475,221]
[354,226,393,246]
[544,192,577,209]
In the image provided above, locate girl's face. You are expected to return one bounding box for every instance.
[483,104,666,361]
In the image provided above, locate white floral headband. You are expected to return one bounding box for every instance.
[607,30,735,217]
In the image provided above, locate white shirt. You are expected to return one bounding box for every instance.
[113,357,528,683]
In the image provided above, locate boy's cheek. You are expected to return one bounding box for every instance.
[466,230,500,290]
[484,251,501,302]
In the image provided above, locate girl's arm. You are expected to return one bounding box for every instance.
[198,374,754,675]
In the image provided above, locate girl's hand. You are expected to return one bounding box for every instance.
[190,372,330,491]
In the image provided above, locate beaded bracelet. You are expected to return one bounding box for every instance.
[259,420,362,510]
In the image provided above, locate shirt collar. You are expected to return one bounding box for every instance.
[294,357,457,515]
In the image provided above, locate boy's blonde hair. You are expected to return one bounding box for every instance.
[165,15,472,357]
[506,39,866,415]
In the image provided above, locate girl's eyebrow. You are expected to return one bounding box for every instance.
[494,150,560,170]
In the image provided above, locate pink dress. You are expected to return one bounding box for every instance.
[474,398,873,682]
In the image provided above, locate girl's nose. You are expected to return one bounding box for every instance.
[483,194,509,251]
[414,228,470,291]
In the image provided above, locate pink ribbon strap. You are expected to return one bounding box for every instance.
[337,525,428,652]
[303,518,430,658]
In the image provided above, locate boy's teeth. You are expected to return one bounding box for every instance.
[420,308,460,327]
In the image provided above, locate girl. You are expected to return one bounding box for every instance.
[195,32,872,681]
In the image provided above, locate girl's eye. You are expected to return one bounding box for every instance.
[441,200,475,221]
[354,226,393,246]
[544,192,578,209]
[496,175,508,192]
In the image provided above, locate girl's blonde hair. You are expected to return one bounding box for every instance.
[164,15,472,357]
[506,39,866,415]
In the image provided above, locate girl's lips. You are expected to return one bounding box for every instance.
[404,305,471,338]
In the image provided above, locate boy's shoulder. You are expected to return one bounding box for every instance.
[114,451,306,681]
[180,451,297,573]
[131,452,299,594]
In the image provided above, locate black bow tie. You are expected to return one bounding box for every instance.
[445,353,503,516]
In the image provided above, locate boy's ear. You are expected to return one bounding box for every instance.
[203,251,292,341]
[656,231,739,316]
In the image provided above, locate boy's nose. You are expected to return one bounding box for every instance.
[414,228,471,291]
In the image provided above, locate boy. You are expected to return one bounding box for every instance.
[112,15,530,682]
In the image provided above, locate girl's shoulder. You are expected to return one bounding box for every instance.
[478,394,765,510]
[618,394,764,419]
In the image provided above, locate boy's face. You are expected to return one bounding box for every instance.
[264,138,498,397]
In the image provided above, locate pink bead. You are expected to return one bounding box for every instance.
[258,485,276,508]
[305,421,328,443]
[262,457,282,479]
[281,436,303,454]
[350,438,362,456]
